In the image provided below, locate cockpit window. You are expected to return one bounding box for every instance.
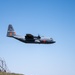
[50,38,53,41]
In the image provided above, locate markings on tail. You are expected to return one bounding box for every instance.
[7,24,16,37]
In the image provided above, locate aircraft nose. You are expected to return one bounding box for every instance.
[53,41,56,43]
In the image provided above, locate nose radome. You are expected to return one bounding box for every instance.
[53,41,56,43]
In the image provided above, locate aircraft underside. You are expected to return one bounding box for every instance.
[14,37,55,44]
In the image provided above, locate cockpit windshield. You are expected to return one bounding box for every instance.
[50,38,53,41]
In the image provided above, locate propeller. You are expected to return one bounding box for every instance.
[38,34,41,39]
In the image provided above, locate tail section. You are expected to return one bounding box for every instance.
[7,24,16,37]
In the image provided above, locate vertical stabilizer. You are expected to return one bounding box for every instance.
[7,24,16,37]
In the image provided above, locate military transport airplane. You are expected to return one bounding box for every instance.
[7,24,56,44]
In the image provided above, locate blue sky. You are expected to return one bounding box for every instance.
[0,0,75,75]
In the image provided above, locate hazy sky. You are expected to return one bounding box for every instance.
[0,0,75,75]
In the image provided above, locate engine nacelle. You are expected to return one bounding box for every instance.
[25,34,34,39]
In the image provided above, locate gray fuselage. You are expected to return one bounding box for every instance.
[12,35,55,44]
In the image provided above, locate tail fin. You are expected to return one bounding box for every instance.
[7,24,16,37]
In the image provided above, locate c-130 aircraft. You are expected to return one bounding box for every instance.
[7,24,56,44]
